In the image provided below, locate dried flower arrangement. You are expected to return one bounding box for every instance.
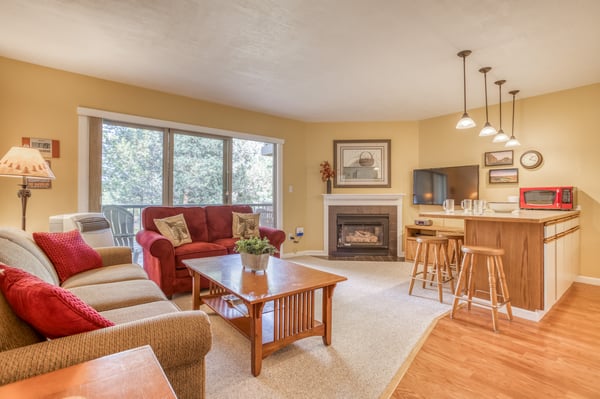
[319,161,335,181]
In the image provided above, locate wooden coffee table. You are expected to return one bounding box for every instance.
[184,254,347,376]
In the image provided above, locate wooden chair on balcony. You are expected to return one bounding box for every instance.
[102,205,141,263]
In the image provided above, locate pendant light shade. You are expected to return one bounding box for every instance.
[456,50,476,129]
[478,67,497,136]
[492,80,509,143]
[505,90,521,147]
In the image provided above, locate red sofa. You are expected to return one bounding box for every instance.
[136,205,286,297]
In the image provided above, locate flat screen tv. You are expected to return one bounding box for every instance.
[412,165,479,205]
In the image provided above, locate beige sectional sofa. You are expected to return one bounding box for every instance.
[0,227,211,398]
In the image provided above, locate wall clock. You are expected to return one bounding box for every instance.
[520,150,543,169]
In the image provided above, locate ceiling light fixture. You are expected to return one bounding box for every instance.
[478,67,497,136]
[505,90,521,147]
[492,80,509,143]
[456,50,476,129]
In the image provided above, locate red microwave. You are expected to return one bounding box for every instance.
[519,186,575,210]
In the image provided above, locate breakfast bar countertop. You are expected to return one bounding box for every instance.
[419,209,580,224]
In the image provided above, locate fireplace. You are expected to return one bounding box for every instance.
[323,194,404,259]
[334,214,389,256]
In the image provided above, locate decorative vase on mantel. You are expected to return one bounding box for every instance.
[326,178,332,194]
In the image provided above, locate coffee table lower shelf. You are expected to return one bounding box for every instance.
[202,292,326,366]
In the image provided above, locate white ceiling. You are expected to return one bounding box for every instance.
[1,0,600,122]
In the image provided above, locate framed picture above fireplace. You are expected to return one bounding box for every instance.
[333,139,391,188]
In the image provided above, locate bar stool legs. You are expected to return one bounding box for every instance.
[451,245,513,332]
[408,236,454,303]
[439,233,464,275]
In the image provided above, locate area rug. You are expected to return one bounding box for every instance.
[172,255,452,399]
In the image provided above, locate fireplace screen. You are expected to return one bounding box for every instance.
[336,215,389,252]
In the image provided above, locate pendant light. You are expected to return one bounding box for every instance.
[478,67,497,136]
[456,50,476,129]
[492,80,509,143]
[505,90,521,147]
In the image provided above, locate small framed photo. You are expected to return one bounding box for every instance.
[484,150,513,166]
[333,139,391,188]
[489,168,519,184]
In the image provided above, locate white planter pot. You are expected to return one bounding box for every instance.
[240,253,270,272]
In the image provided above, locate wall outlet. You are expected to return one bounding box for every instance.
[289,234,295,241]
[295,227,304,237]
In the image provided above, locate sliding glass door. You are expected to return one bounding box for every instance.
[98,120,277,230]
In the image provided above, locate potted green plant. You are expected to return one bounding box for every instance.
[234,236,278,272]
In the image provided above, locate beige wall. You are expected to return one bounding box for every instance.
[1,56,598,278]
[0,57,307,238]
[418,83,600,278]
[295,121,420,254]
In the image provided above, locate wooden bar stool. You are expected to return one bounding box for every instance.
[438,232,464,274]
[450,245,513,332]
[408,236,454,303]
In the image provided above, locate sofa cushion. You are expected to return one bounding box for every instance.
[154,213,193,247]
[0,264,114,339]
[0,228,59,285]
[232,212,260,238]
[206,205,253,241]
[174,241,229,270]
[142,206,209,243]
[100,300,181,324]
[68,279,168,312]
[61,264,149,289]
[33,230,103,283]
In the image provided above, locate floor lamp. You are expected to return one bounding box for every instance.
[0,146,55,230]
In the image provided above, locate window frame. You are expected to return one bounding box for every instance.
[78,107,284,229]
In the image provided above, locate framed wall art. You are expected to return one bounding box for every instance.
[489,168,519,184]
[484,150,513,166]
[333,139,391,188]
[22,137,60,159]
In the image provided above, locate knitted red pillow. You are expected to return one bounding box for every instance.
[0,264,114,339]
[33,230,103,283]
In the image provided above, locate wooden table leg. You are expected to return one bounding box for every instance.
[190,270,201,310]
[249,302,265,376]
[322,284,337,345]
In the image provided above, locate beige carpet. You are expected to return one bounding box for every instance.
[172,255,452,399]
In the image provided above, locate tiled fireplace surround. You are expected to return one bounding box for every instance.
[322,194,404,258]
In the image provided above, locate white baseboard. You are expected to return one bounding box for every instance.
[575,275,600,286]
[280,250,325,259]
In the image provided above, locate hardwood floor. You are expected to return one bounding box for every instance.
[391,283,600,398]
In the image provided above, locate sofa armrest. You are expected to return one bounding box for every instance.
[136,230,174,258]
[0,311,211,386]
[259,226,286,257]
[95,246,133,266]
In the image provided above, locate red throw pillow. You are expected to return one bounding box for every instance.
[0,264,114,339]
[33,230,103,283]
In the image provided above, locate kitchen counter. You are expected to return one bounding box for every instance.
[420,209,580,224]
[418,209,581,317]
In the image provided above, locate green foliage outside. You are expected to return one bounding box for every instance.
[101,123,274,207]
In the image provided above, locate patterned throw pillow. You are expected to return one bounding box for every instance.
[154,213,192,247]
[0,264,114,339]
[33,230,103,283]
[232,212,260,238]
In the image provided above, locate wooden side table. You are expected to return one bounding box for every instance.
[0,345,176,398]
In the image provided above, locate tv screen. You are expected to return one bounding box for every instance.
[412,165,479,205]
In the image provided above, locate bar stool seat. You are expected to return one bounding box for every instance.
[408,236,454,303]
[437,232,464,274]
[450,245,513,332]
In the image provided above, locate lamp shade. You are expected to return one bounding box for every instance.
[0,146,55,179]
